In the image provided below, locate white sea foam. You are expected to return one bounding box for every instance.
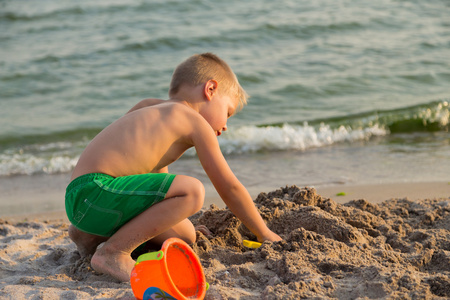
[426,101,449,127]
[0,139,80,176]
[0,152,79,176]
[219,123,388,155]
[0,122,388,176]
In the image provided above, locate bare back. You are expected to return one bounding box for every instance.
[70,95,282,243]
[71,101,201,180]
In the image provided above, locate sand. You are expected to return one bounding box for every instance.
[1,185,449,299]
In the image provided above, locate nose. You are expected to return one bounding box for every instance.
[216,124,227,136]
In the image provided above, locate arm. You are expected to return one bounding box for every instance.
[193,127,282,242]
[127,98,165,114]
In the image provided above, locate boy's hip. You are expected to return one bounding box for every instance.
[65,172,176,237]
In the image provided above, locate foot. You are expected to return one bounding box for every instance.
[91,245,135,282]
[68,225,108,257]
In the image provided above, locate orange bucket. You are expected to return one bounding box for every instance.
[130,237,207,300]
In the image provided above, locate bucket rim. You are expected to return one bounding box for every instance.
[160,237,207,300]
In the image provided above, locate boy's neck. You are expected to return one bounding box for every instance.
[170,98,199,112]
[169,84,206,113]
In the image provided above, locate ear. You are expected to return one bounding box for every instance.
[203,80,219,101]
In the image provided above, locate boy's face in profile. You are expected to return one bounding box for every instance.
[201,91,239,137]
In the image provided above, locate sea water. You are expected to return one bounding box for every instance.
[1,0,449,214]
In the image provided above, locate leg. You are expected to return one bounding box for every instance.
[90,175,204,282]
[68,225,108,257]
[148,218,197,246]
[141,219,212,253]
[149,221,212,246]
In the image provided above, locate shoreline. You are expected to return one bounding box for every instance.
[2,180,448,223]
[316,181,450,204]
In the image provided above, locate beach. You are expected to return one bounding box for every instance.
[1,180,449,299]
[2,0,450,298]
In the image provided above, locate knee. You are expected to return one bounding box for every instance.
[181,221,197,245]
[167,175,205,214]
[186,177,205,213]
[184,231,197,245]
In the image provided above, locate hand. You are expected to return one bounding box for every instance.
[258,230,282,243]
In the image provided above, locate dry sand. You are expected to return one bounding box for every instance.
[1,185,449,299]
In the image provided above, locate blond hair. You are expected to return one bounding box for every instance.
[169,53,248,110]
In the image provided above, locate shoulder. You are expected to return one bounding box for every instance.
[162,102,217,141]
[140,98,166,105]
[159,102,201,121]
[127,98,166,113]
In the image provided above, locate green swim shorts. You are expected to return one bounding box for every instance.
[65,172,176,237]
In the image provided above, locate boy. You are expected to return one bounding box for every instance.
[65,53,282,282]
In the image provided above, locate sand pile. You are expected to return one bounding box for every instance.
[191,186,450,299]
[0,186,449,299]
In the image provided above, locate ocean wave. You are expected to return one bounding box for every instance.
[21,17,373,65]
[219,122,387,155]
[217,100,449,154]
[259,21,367,40]
[0,6,84,22]
[120,36,189,52]
[0,153,78,176]
[387,101,449,133]
[371,100,448,133]
[0,138,84,176]
[0,100,447,176]
[0,1,145,22]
